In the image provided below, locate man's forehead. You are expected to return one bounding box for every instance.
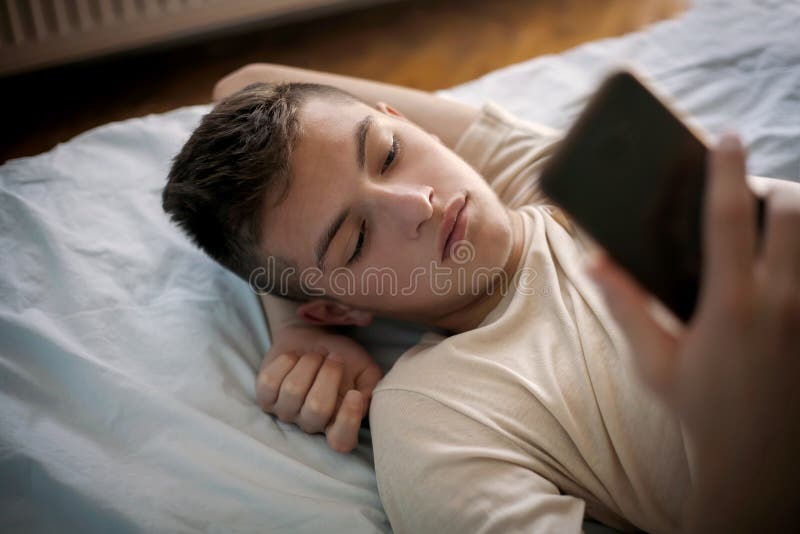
[260,98,374,267]
[298,97,374,138]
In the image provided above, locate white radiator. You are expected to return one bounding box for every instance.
[0,0,386,76]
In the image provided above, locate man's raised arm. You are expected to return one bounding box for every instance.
[213,62,480,150]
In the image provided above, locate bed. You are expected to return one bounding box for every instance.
[2,0,798,532]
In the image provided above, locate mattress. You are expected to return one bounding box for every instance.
[2,0,798,532]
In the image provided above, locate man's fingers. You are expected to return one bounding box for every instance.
[325,390,364,453]
[588,253,678,397]
[761,190,800,334]
[762,189,800,288]
[355,363,383,406]
[272,352,325,422]
[256,352,299,412]
[703,133,756,296]
[295,354,344,434]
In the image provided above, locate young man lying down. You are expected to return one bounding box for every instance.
[162,63,799,533]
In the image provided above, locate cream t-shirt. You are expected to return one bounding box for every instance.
[369,102,693,533]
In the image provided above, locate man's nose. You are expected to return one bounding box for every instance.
[371,183,434,239]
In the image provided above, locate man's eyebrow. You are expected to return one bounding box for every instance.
[313,115,371,270]
[355,114,374,171]
[315,207,350,271]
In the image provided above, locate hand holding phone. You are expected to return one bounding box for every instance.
[586,129,800,534]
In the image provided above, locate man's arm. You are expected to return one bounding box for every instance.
[371,391,587,533]
[260,293,306,340]
[588,135,800,531]
[213,63,480,150]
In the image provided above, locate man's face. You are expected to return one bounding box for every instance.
[261,97,517,324]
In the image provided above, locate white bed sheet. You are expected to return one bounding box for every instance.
[439,0,800,183]
[2,0,798,532]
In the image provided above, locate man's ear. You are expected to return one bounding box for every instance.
[376,101,442,144]
[376,101,409,122]
[297,299,373,327]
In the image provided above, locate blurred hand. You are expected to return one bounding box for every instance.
[588,133,800,532]
[257,326,383,453]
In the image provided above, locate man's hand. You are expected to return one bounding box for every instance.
[257,326,383,453]
[588,133,800,532]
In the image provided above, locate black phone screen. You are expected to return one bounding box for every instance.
[540,70,762,322]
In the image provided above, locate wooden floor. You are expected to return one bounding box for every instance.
[1,0,686,164]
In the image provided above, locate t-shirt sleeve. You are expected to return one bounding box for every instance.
[370,389,586,534]
[454,101,563,209]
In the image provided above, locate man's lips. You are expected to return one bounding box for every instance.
[439,194,468,261]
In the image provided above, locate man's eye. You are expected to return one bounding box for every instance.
[381,135,399,174]
[348,220,367,265]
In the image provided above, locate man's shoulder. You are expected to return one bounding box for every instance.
[369,333,461,441]
[373,331,448,396]
[455,102,563,209]
[454,102,562,165]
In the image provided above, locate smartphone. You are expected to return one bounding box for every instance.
[539,70,764,322]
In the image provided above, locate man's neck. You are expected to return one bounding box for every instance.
[432,207,525,334]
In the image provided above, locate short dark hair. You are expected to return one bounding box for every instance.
[162,81,357,300]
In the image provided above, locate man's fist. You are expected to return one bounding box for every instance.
[257,326,383,453]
